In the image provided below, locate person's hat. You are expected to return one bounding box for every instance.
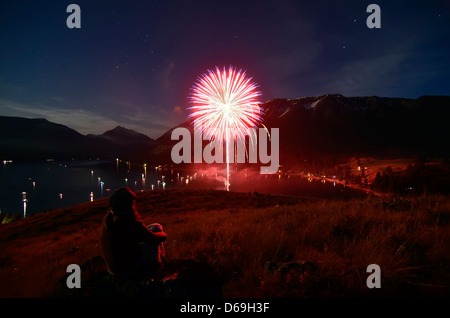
[109,187,136,213]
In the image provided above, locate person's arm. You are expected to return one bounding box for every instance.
[150,230,167,241]
[135,221,167,244]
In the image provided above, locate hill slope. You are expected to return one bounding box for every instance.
[0,116,87,161]
[149,94,450,166]
[1,189,449,298]
[0,117,156,162]
[1,94,449,164]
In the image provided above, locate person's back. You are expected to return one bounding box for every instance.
[101,210,142,277]
[100,187,167,278]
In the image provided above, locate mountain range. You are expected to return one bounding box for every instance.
[0,117,155,162]
[1,94,449,164]
[261,94,450,162]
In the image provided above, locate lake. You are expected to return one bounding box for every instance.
[0,159,365,217]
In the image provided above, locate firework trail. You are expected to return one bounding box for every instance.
[189,66,263,191]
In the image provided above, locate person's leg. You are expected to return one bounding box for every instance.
[148,223,166,263]
[135,223,166,276]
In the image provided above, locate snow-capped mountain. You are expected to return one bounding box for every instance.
[1,94,448,164]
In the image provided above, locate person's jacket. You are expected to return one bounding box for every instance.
[100,210,166,277]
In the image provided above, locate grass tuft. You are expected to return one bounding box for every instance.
[1,190,449,297]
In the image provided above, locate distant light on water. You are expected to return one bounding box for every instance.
[22,192,27,218]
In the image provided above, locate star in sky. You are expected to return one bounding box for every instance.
[0,1,448,138]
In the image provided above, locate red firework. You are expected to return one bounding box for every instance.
[188,66,263,190]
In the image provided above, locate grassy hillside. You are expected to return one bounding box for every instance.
[0,189,449,298]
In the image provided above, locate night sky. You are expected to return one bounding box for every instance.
[1,0,449,139]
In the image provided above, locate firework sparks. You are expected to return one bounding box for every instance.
[189,66,263,191]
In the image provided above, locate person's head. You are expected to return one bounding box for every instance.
[109,187,137,216]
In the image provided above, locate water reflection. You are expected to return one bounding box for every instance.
[0,160,365,217]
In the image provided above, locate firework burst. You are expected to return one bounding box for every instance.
[189,66,263,190]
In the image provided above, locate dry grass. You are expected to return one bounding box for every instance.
[1,189,449,298]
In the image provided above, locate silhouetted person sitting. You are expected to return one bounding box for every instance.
[100,187,167,278]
